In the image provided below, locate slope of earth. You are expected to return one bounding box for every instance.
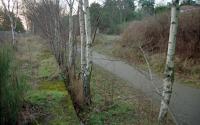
[16,34,79,125]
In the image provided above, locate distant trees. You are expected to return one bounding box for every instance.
[89,0,137,34]
[90,0,172,34]
[181,0,196,5]
[0,12,24,32]
[89,3,101,33]
[1,0,22,46]
[138,0,155,16]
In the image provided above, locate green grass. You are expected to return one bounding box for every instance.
[16,35,79,125]
[38,57,59,78]
[25,80,79,125]
[79,66,174,125]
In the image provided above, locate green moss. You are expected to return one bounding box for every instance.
[38,81,66,91]
[25,80,79,125]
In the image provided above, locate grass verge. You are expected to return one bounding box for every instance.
[16,35,79,125]
[79,66,174,125]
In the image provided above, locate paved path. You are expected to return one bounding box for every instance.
[92,52,200,125]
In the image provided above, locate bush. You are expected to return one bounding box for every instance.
[121,6,200,61]
[0,45,27,125]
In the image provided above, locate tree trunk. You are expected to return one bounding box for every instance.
[68,6,74,68]
[158,0,179,122]
[10,19,15,46]
[79,0,86,77]
[83,0,92,104]
[79,0,88,104]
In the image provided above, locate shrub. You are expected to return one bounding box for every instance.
[121,6,200,61]
[0,45,27,125]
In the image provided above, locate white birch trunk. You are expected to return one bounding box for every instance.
[83,0,92,102]
[79,0,88,103]
[10,19,15,46]
[158,0,179,122]
[68,6,74,68]
[79,0,86,72]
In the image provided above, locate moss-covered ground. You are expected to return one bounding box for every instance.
[16,35,79,125]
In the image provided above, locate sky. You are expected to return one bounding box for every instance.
[89,0,171,5]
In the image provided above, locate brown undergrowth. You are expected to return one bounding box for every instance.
[113,6,200,88]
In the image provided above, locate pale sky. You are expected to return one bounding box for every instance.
[89,0,171,5]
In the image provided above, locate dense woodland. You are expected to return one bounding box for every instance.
[0,0,200,125]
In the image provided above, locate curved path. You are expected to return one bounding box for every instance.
[92,52,200,125]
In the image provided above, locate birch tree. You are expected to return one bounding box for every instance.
[83,0,92,104]
[158,0,179,122]
[32,0,36,34]
[79,0,86,83]
[1,0,18,46]
[67,0,75,68]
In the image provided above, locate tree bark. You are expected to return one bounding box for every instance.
[158,0,179,122]
[68,5,74,68]
[10,18,15,46]
[83,0,92,104]
[79,0,86,76]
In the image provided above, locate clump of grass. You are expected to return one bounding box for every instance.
[0,45,27,125]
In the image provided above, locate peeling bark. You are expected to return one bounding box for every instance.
[158,0,179,122]
[83,0,92,104]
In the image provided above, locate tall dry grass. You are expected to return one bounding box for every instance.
[0,45,27,125]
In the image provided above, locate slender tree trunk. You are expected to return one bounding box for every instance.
[32,23,35,34]
[83,0,92,104]
[68,6,74,68]
[10,19,15,46]
[158,0,179,122]
[54,18,60,62]
[79,0,88,103]
[79,0,86,75]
